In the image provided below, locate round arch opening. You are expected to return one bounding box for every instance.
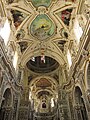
[26,56,59,73]
[74,86,88,120]
[0,88,12,120]
[86,62,90,88]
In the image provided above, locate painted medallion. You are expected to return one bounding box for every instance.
[30,14,56,40]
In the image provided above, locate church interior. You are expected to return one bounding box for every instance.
[0,0,90,120]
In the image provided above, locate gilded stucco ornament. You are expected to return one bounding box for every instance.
[16,29,25,40]
[30,14,56,40]
[6,0,14,4]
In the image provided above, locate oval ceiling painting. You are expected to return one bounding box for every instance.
[30,14,56,40]
[31,0,52,7]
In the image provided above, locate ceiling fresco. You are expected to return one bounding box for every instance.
[57,8,73,26]
[0,0,86,116]
[30,14,56,40]
[31,0,52,7]
[36,78,52,88]
[11,10,27,29]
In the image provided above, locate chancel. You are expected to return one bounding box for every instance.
[0,0,90,120]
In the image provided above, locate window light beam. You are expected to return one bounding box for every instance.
[0,19,11,45]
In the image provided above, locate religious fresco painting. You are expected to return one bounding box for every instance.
[57,8,73,26]
[11,10,27,29]
[30,14,56,40]
[61,8,73,26]
[31,0,52,7]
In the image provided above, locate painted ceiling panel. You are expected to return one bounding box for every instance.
[36,78,52,88]
[30,14,56,40]
[31,0,52,7]
[56,8,73,26]
[11,10,27,29]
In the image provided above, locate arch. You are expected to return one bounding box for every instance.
[85,61,90,103]
[85,61,90,89]
[1,86,13,107]
[29,75,58,87]
[20,47,67,67]
[74,86,82,104]
[74,86,88,120]
[35,89,55,98]
[0,88,13,120]
[2,88,12,107]
[29,76,58,101]
[87,62,90,88]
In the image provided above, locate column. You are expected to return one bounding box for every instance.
[16,95,20,120]
[61,64,67,84]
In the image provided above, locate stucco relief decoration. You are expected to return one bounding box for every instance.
[60,28,68,38]
[16,29,25,40]
[19,42,28,53]
[31,0,52,7]
[6,0,14,4]
[11,10,27,29]
[30,14,56,40]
